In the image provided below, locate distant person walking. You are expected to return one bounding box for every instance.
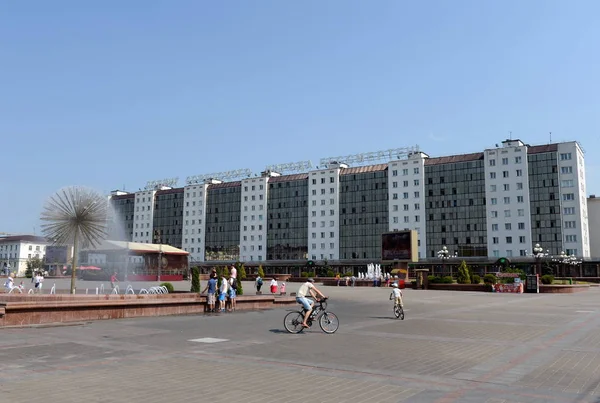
[34,272,44,293]
[255,275,263,293]
[110,272,119,290]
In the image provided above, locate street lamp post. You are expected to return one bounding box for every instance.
[529,243,549,276]
[437,246,457,277]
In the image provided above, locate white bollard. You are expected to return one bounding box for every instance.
[96,287,99,295]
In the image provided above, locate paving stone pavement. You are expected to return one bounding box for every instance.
[2,284,600,402]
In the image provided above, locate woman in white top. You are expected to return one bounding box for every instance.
[270,278,278,294]
[218,276,229,312]
[4,275,14,291]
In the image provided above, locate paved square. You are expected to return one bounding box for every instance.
[2,282,600,402]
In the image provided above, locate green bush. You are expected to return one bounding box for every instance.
[427,275,437,283]
[483,274,496,284]
[160,282,174,293]
[307,271,315,277]
[484,283,494,292]
[257,265,265,278]
[190,267,200,293]
[541,275,554,285]
[236,278,243,296]
[429,276,453,284]
[456,260,471,284]
[301,272,308,278]
[342,272,353,277]
[327,270,335,277]
[471,274,481,284]
[441,276,453,284]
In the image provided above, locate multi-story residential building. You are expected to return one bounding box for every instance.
[107,139,591,269]
[0,235,49,276]
[588,195,600,258]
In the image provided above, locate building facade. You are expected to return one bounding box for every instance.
[587,195,600,258]
[0,235,49,276]
[107,139,591,267]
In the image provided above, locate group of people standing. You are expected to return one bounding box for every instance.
[202,266,238,312]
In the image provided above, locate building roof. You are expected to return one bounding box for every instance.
[268,173,310,182]
[0,235,49,244]
[110,193,135,200]
[156,187,184,195]
[207,181,241,189]
[425,152,484,166]
[341,163,388,175]
[83,240,189,255]
[528,144,558,154]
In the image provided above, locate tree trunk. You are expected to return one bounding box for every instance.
[70,230,79,294]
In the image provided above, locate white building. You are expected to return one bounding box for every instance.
[239,174,271,262]
[133,190,156,244]
[484,140,533,258]
[182,182,210,262]
[308,163,345,261]
[0,235,49,277]
[557,142,590,257]
[388,151,428,259]
[588,195,600,258]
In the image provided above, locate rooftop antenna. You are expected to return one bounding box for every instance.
[549,132,552,143]
[509,131,512,140]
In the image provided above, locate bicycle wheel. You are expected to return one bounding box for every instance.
[319,311,339,334]
[394,304,401,319]
[284,311,305,334]
[399,307,405,320]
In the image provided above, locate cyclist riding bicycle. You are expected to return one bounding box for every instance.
[296,278,326,328]
[389,282,403,308]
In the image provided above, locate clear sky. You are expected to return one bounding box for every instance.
[2,0,599,235]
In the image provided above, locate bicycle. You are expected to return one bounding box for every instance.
[393,301,405,320]
[284,297,339,334]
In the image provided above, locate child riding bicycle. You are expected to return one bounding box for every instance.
[389,282,403,308]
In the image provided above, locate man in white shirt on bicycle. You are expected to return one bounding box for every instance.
[297,278,326,328]
[390,282,403,308]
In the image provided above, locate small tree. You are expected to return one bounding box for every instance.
[26,256,44,278]
[257,265,265,278]
[236,278,243,295]
[190,267,200,293]
[456,260,471,284]
[238,263,247,280]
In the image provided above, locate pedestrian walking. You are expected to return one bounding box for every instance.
[270,277,278,294]
[255,275,263,293]
[351,275,356,287]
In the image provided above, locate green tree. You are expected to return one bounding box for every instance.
[238,263,247,280]
[456,260,471,284]
[26,256,45,278]
[257,265,265,278]
[190,267,200,293]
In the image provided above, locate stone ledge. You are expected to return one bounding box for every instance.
[0,294,296,327]
[540,284,590,293]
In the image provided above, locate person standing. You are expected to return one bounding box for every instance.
[351,275,356,287]
[230,265,237,281]
[270,277,278,294]
[110,272,119,291]
[34,272,44,293]
[201,274,217,312]
[255,275,263,293]
[218,275,229,312]
[228,276,237,312]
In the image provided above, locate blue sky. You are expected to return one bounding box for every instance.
[2,0,599,234]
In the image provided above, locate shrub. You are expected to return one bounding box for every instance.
[428,275,437,283]
[257,265,265,278]
[237,264,247,280]
[343,272,353,277]
[483,274,496,284]
[301,271,308,278]
[484,283,494,292]
[471,274,481,284]
[236,278,243,296]
[190,267,200,293]
[327,270,335,278]
[541,275,554,285]
[441,276,453,284]
[160,282,174,293]
[456,260,471,284]
[307,271,315,278]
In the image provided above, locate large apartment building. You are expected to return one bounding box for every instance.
[107,139,590,266]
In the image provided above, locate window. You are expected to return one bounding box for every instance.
[566,249,578,256]
[517,182,523,190]
[490,172,496,179]
[414,167,419,174]
[330,232,335,238]
[403,204,409,211]
[489,159,496,166]
[518,222,525,230]
[564,207,575,215]
[415,216,420,222]
[515,156,522,163]
[506,250,513,257]
[504,210,511,217]
[566,235,577,243]
[330,209,334,215]
[393,193,398,200]
[490,185,497,192]
[414,179,420,186]
[329,243,335,249]
[506,236,512,244]
[393,205,398,211]
[504,197,510,204]
[564,221,576,228]
[560,153,572,160]
[414,191,420,198]
[519,236,526,244]
[562,193,575,201]
[414,203,420,210]
[503,184,510,191]
[329,221,334,227]
[393,217,399,223]
[516,169,522,177]
[561,180,574,187]
[393,182,398,188]
[403,192,409,199]
[490,211,498,218]
[503,171,509,178]
[402,169,408,175]
[392,170,398,176]
[492,237,499,244]
[403,180,408,187]
[505,223,511,230]
[561,166,573,174]
[330,177,334,183]
[502,157,508,165]
[493,250,500,257]
[517,196,524,203]
[491,198,497,205]
[404,216,409,223]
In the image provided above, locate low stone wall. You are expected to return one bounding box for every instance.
[0,293,295,327]
[539,284,590,293]
[427,284,489,292]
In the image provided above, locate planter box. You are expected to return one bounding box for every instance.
[539,284,590,293]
